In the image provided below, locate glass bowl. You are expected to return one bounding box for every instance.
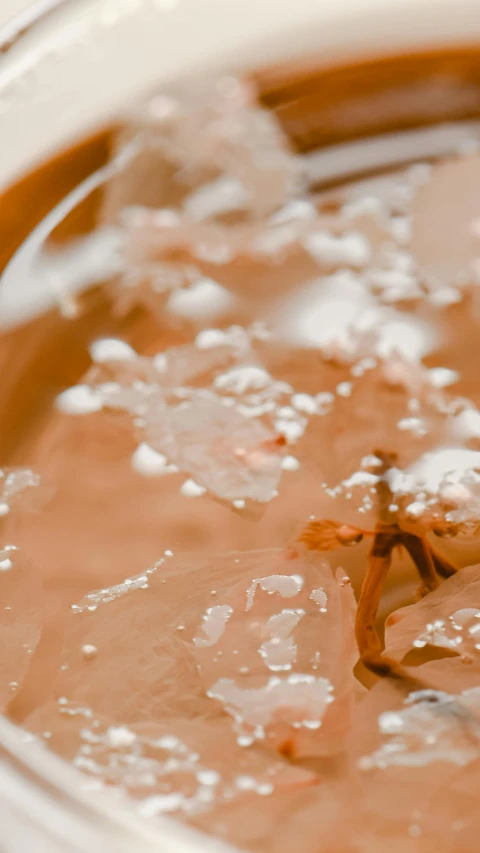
[1,1,480,850]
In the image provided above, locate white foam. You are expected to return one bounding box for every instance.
[90,338,136,363]
[131,443,168,477]
[56,384,103,415]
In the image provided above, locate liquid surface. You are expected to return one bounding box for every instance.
[3,50,480,853]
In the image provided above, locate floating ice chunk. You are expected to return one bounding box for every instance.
[405,501,427,518]
[273,417,305,444]
[375,315,436,362]
[427,367,459,388]
[90,338,136,363]
[214,366,271,395]
[272,270,436,363]
[281,456,300,472]
[105,73,303,232]
[412,151,480,291]
[192,552,358,757]
[315,392,335,415]
[195,326,250,351]
[407,448,480,495]
[144,393,284,503]
[362,687,480,770]
[291,393,318,415]
[453,407,480,441]
[258,611,304,672]
[304,231,371,269]
[341,471,380,490]
[245,575,304,611]
[270,199,317,224]
[271,271,371,356]
[56,384,103,415]
[336,382,352,398]
[166,278,235,323]
[390,215,412,245]
[385,564,480,664]
[180,479,207,498]
[131,443,168,477]
[28,701,314,851]
[310,588,328,610]
[368,268,420,301]
[152,74,303,218]
[81,644,98,661]
[207,674,333,740]
[194,605,234,648]
[184,177,250,221]
[0,467,46,515]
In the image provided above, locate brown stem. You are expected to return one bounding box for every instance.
[356,529,402,676]
[429,545,459,579]
[401,533,440,594]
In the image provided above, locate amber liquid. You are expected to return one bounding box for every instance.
[2,44,480,805]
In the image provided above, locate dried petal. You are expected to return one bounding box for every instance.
[297,519,364,551]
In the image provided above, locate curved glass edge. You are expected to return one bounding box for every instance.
[0,0,69,52]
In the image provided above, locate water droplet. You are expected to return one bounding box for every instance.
[180,479,207,498]
[81,644,98,661]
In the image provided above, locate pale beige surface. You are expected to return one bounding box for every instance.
[1,0,479,193]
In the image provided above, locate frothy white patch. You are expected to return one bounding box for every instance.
[281,455,300,472]
[310,588,328,610]
[408,448,480,495]
[167,278,235,322]
[56,385,103,415]
[194,605,234,648]
[90,338,136,363]
[427,367,459,388]
[131,443,168,477]
[180,479,207,498]
[291,393,318,414]
[208,673,333,738]
[214,366,271,395]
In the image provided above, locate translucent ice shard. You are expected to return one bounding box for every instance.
[103,74,304,224]
[27,702,316,851]
[385,564,480,664]
[193,550,358,756]
[144,393,284,503]
[58,328,308,505]
[360,686,480,770]
[412,152,480,292]
[30,549,357,765]
[0,467,46,516]
[273,678,480,853]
